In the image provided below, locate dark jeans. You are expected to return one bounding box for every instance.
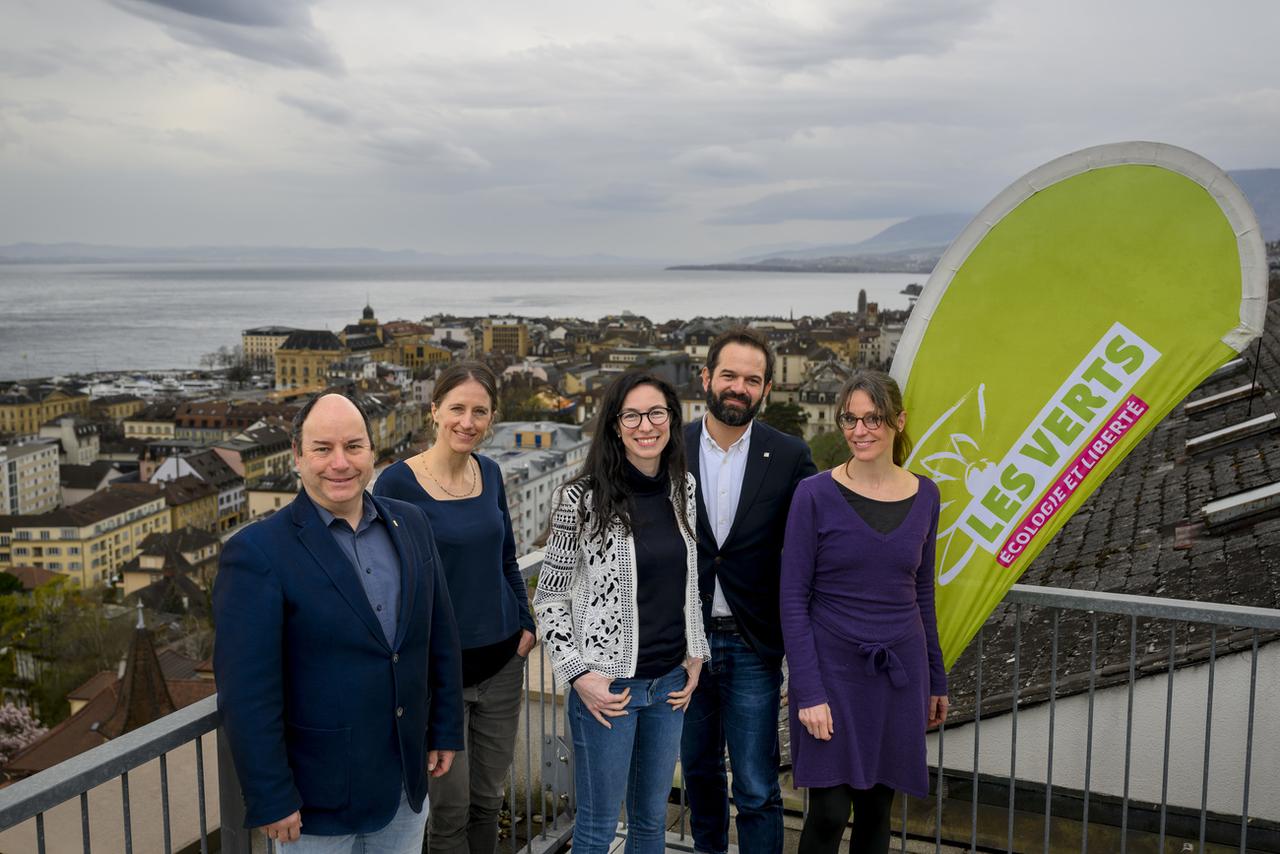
[797,784,894,854]
[428,652,526,854]
[680,631,784,854]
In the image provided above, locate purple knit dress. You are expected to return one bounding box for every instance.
[780,472,946,798]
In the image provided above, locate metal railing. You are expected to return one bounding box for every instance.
[915,584,1280,854]
[0,695,216,853]
[1,557,1277,854]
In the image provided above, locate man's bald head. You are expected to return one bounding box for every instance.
[291,393,374,451]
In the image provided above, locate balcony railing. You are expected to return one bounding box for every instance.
[0,553,1276,853]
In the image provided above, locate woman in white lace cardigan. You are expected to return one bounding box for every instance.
[534,371,710,854]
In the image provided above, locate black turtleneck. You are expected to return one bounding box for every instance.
[625,461,688,679]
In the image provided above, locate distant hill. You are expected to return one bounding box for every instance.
[724,169,1279,272]
[1230,169,1280,242]
[0,242,651,266]
[741,214,971,263]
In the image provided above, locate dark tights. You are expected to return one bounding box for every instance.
[798,784,895,854]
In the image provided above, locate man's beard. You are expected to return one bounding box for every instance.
[706,387,761,427]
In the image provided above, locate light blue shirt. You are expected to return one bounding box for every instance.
[698,417,753,617]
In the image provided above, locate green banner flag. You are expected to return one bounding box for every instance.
[891,142,1268,668]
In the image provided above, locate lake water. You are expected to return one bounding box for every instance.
[0,264,923,380]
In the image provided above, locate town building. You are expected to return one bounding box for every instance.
[122,401,178,440]
[89,394,145,424]
[246,472,298,521]
[241,325,299,372]
[677,379,709,425]
[150,451,245,532]
[5,486,171,587]
[0,439,61,515]
[118,526,220,597]
[796,359,852,439]
[397,337,452,372]
[138,440,205,481]
[274,330,345,391]
[485,422,590,554]
[173,400,233,443]
[116,476,220,534]
[482,318,531,358]
[0,385,90,437]
[676,320,725,365]
[773,338,813,389]
[211,424,292,483]
[37,416,99,465]
[58,461,129,506]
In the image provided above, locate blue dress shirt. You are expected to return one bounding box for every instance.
[316,494,401,646]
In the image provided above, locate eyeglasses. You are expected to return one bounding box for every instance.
[836,412,884,431]
[618,407,671,429]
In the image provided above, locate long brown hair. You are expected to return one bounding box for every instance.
[568,371,692,539]
[836,369,913,466]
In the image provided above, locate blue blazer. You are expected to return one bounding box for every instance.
[213,490,465,835]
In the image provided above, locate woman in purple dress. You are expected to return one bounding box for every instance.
[780,369,949,854]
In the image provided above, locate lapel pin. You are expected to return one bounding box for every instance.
[392,519,399,527]
[763,452,771,458]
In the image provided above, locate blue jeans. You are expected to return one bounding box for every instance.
[281,788,427,853]
[568,665,687,854]
[680,632,784,854]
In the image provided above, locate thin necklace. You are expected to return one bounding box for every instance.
[421,455,476,498]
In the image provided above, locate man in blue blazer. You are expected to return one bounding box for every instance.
[214,393,464,850]
[682,329,817,854]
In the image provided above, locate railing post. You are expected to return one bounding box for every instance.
[216,725,254,854]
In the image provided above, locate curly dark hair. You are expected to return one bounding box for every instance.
[569,371,692,539]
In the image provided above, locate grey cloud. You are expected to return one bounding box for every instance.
[123,0,314,27]
[705,0,993,69]
[0,48,65,78]
[0,117,18,149]
[708,184,939,225]
[674,146,764,179]
[363,131,491,173]
[569,184,677,213]
[279,93,354,126]
[110,0,342,71]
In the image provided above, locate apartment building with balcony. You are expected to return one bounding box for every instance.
[5,486,170,587]
[0,438,60,516]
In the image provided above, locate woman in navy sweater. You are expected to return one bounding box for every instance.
[374,361,535,854]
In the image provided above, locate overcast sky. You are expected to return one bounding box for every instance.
[3,0,1277,259]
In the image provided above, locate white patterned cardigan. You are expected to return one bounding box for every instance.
[532,474,711,687]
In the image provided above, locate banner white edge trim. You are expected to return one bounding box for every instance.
[890,141,1268,389]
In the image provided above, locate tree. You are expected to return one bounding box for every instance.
[0,703,46,765]
[808,430,849,470]
[0,574,22,595]
[0,579,134,725]
[758,401,808,438]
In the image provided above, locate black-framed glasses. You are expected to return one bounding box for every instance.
[836,411,884,431]
[618,407,671,429]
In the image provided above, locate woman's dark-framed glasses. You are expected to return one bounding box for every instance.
[836,412,884,430]
[618,407,671,429]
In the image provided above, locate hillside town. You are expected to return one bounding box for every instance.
[0,291,905,761]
